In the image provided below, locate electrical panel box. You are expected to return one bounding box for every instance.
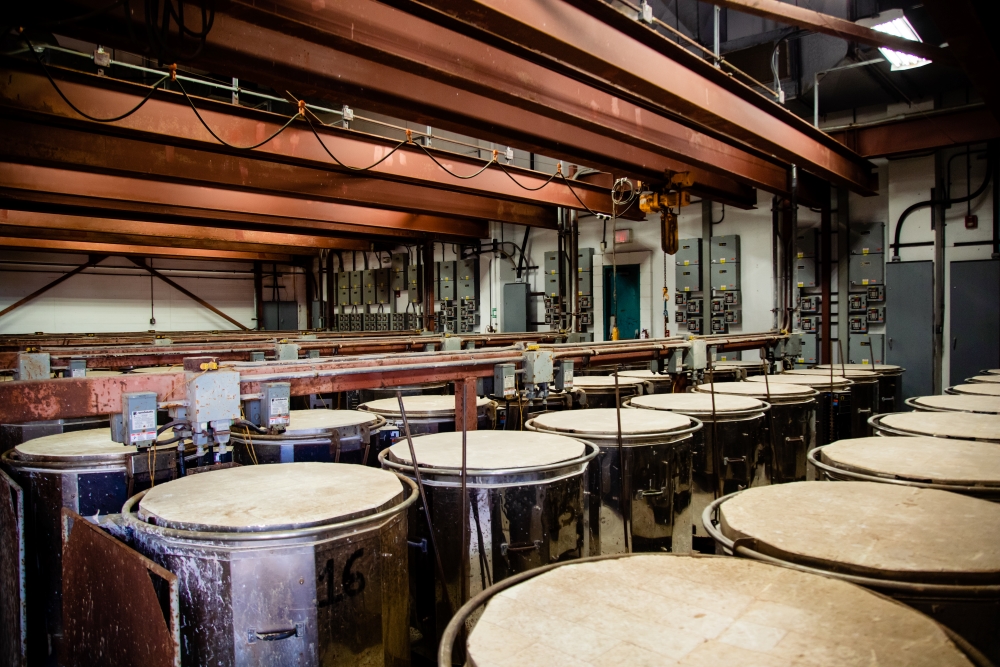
[362,269,376,305]
[337,272,351,306]
[711,235,740,264]
[800,315,820,333]
[796,228,818,259]
[545,273,560,297]
[261,382,291,430]
[407,265,422,303]
[797,333,818,365]
[724,309,741,325]
[675,309,687,324]
[723,291,740,306]
[577,270,593,296]
[675,292,687,306]
[350,270,363,306]
[686,298,703,315]
[186,370,241,427]
[675,238,702,266]
[710,298,725,314]
[795,258,817,288]
[68,358,87,378]
[391,253,408,291]
[848,315,869,333]
[276,343,299,360]
[544,251,560,275]
[711,317,728,334]
[457,259,479,301]
[850,254,884,288]
[687,317,703,334]
[676,265,702,292]
[578,248,595,271]
[494,363,516,399]
[523,349,554,385]
[850,334,884,365]
[502,283,530,332]
[711,263,741,291]
[850,222,885,256]
[438,261,456,301]
[800,295,820,313]
[121,392,157,447]
[867,306,885,324]
[866,285,885,302]
[554,360,574,391]
[849,293,868,313]
[251,351,266,362]
[375,268,391,304]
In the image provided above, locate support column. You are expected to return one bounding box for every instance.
[423,241,435,331]
[325,251,336,330]
[701,199,712,299]
[454,377,479,432]
[820,183,832,364]
[304,258,315,331]
[253,261,264,330]
[932,150,946,393]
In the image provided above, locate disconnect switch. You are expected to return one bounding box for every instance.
[122,392,158,448]
[261,382,291,432]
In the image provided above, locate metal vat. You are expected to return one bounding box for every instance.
[968,374,1000,384]
[124,462,417,667]
[525,408,698,554]
[786,367,879,437]
[947,383,1000,397]
[746,374,853,445]
[379,430,596,658]
[626,392,766,539]
[232,409,385,465]
[614,369,676,394]
[358,395,496,436]
[570,375,645,408]
[814,363,904,413]
[695,381,817,484]
[705,481,1000,663]
[869,411,1000,444]
[906,394,1000,415]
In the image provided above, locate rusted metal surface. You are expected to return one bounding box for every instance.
[0,468,26,667]
[829,106,1000,158]
[706,0,951,63]
[0,237,294,262]
[392,0,876,193]
[453,377,480,433]
[61,510,179,667]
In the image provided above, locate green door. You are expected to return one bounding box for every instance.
[603,263,641,340]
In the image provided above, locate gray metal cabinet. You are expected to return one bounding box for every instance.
[950,259,1000,384]
[886,261,933,399]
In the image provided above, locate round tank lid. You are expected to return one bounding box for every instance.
[910,394,1000,415]
[466,555,974,667]
[359,395,490,417]
[615,370,672,380]
[968,374,1000,384]
[387,430,585,470]
[282,409,380,435]
[746,374,851,389]
[720,482,1000,582]
[138,462,403,532]
[16,428,135,461]
[950,383,1000,396]
[695,381,816,398]
[786,367,878,379]
[86,369,123,377]
[630,392,764,414]
[130,366,183,374]
[814,363,902,373]
[878,411,1000,441]
[531,407,691,435]
[572,375,645,388]
[820,436,1000,487]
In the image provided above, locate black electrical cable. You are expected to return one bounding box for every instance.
[175,78,299,150]
[156,419,187,435]
[711,203,726,225]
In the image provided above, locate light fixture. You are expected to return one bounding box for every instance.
[856,9,932,71]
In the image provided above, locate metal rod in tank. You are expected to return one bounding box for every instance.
[707,363,721,497]
[460,390,469,608]
[396,390,454,617]
[760,348,778,472]
[613,368,630,552]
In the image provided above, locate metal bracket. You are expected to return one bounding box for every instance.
[247,622,304,644]
[500,540,541,556]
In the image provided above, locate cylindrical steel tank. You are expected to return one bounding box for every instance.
[614,369,676,394]
[570,375,645,408]
[361,382,449,404]
[231,409,386,465]
[447,554,980,667]
[379,430,596,659]
[869,411,1000,444]
[968,374,1000,385]
[786,367,879,437]
[497,391,572,430]
[809,436,1000,502]
[695,381,817,484]
[358,395,496,436]
[948,383,1000,397]
[124,462,416,667]
[705,481,1000,663]
[1,429,176,666]
[626,392,767,539]
[814,363,904,413]
[906,394,1000,415]
[525,408,698,555]
[746,374,853,445]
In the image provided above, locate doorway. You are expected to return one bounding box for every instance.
[603,263,641,340]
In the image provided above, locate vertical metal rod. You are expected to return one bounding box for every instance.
[707,362,721,498]
[613,369,630,553]
[813,72,820,128]
[837,187,851,358]
[460,390,469,608]
[713,5,721,68]
[932,151,946,393]
[396,391,454,619]
[820,183,832,364]
[760,348,777,482]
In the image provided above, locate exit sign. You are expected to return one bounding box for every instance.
[614,228,632,244]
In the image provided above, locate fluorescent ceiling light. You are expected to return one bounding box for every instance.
[856,9,932,71]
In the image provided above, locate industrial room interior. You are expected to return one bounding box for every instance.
[0,0,999,666]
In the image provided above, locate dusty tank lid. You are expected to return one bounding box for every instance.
[820,436,1000,487]
[282,409,380,435]
[630,392,764,415]
[85,369,123,377]
[786,367,878,379]
[746,374,851,389]
[572,375,645,388]
[138,462,403,532]
[950,383,1000,396]
[530,407,691,435]
[878,411,1000,442]
[466,555,974,667]
[387,430,586,470]
[814,363,902,373]
[615,370,673,380]
[359,395,490,417]
[720,482,1000,583]
[910,394,1000,415]
[968,374,1000,384]
[130,366,183,374]
[695,381,817,398]
[714,359,769,367]
[14,428,133,461]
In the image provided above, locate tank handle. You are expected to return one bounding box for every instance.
[248,622,304,644]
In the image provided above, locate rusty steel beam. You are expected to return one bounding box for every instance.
[0,237,295,262]
[0,210,369,254]
[706,0,951,64]
[387,0,876,193]
[829,106,1000,158]
[32,3,762,207]
[0,162,490,241]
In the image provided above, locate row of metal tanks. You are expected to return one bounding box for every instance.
[1,367,997,665]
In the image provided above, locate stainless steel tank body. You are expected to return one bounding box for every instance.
[787,369,879,438]
[231,411,386,465]
[570,376,645,408]
[122,470,418,667]
[358,396,496,436]
[525,409,700,555]
[747,375,853,445]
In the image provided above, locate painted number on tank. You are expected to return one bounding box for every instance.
[319,547,367,606]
